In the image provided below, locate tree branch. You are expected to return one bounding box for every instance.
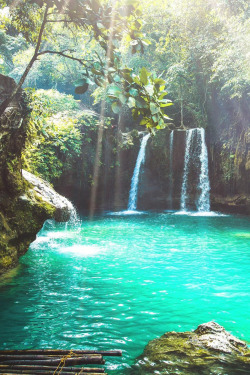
[37,50,88,66]
[0,3,49,117]
[46,19,76,23]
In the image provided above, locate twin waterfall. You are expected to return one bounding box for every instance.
[180,128,210,212]
[128,128,210,212]
[128,133,150,211]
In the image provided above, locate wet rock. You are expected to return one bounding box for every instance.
[22,170,73,222]
[131,322,250,375]
[0,75,74,274]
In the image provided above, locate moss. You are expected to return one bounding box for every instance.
[0,75,59,275]
[131,325,250,375]
[0,255,14,268]
[0,191,56,274]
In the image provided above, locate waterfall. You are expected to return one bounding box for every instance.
[180,129,195,211]
[197,128,211,212]
[180,128,210,212]
[168,130,174,208]
[67,202,81,227]
[128,133,150,211]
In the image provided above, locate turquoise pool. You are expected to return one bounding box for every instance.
[0,212,249,372]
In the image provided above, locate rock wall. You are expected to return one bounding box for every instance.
[55,121,249,215]
[139,129,186,210]
[207,98,250,214]
[54,126,141,212]
[128,94,250,214]
[0,75,72,274]
[47,90,249,215]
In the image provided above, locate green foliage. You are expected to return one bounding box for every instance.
[107,67,172,133]
[23,90,82,182]
[2,0,249,133]
[27,89,80,115]
[1,0,173,130]
[126,0,250,128]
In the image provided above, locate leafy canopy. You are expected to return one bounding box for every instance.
[0,0,173,131]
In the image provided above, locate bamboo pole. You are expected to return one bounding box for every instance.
[0,355,102,361]
[0,350,122,357]
[0,372,107,375]
[0,372,106,375]
[0,356,105,366]
[0,365,104,373]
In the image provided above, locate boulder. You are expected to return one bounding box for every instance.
[131,322,250,374]
[22,170,74,222]
[0,170,75,274]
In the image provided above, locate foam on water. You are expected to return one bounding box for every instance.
[58,244,102,257]
[175,210,228,217]
[107,210,147,216]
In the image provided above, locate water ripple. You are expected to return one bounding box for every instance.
[0,213,249,374]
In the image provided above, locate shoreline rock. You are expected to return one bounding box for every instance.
[0,75,75,275]
[22,170,74,222]
[131,322,250,375]
[0,170,75,274]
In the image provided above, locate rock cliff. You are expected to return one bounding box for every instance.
[0,75,73,274]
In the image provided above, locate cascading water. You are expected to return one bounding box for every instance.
[180,128,210,212]
[127,133,150,211]
[67,202,81,227]
[180,129,195,211]
[197,128,211,212]
[168,130,174,208]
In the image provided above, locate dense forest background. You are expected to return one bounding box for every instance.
[0,0,249,200]
[0,0,249,273]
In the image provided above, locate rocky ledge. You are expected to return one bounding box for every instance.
[22,170,74,222]
[131,322,250,375]
[0,170,74,274]
[0,74,76,274]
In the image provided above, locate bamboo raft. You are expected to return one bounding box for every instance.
[0,349,122,375]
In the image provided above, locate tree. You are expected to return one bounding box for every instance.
[0,0,172,131]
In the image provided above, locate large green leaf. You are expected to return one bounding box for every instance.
[129,88,139,97]
[128,97,136,108]
[75,83,89,94]
[111,102,122,114]
[145,84,154,96]
[140,67,148,85]
[150,102,159,115]
[107,85,122,97]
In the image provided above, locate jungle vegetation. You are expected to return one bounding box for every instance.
[0,0,249,183]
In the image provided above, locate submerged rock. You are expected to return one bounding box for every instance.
[131,322,250,375]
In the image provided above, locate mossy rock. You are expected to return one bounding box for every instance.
[131,322,250,375]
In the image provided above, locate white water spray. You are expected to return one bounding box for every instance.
[67,201,81,228]
[180,129,194,211]
[180,128,210,212]
[197,128,211,212]
[128,133,150,211]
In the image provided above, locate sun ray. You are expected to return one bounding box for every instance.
[89,1,116,218]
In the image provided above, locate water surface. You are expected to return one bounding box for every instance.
[0,212,249,372]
